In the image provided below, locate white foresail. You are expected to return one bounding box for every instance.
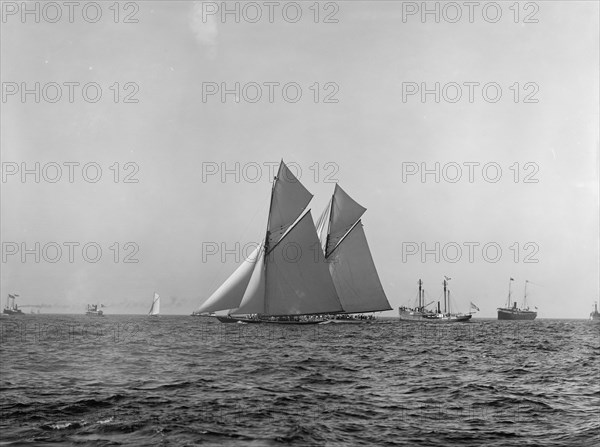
[328,222,392,312]
[325,184,366,257]
[197,244,261,313]
[149,292,160,315]
[232,246,266,315]
[267,162,312,248]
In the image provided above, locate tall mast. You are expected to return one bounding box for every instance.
[443,279,447,314]
[418,279,422,309]
[523,280,528,309]
[507,278,513,308]
[324,194,335,257]
[263,171,278,316]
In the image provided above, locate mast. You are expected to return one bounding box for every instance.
[507,278,513,308]
[320,185,390,313]
[523,280,529,310]
[443,279,447,314]
[263,172,277,316]
[418,279,422,309]
[324,193,335,257]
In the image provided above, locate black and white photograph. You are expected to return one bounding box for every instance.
[1,1,599,445]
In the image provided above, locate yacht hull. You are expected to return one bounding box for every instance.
[497,308,536,320]
[422,314,472,323]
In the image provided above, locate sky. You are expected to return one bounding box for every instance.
[1,1,598,318]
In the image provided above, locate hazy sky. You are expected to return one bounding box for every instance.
[1,1,598,317]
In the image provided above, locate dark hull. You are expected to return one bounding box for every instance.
[216,315,323,325]
[2,308,23,315]
[421,314,472,323]
[260,319,322,325]
[590,312,600,322]
[216,316,261,324]
[322,319,367,324]
[85,311,104,317]
[497,308,536,320]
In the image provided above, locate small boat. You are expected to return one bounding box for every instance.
[148,292,160,317]
[497,278,537,320]
[590,302,600,322]
[398,279,437,321]
[420,277,472,323]
[3,294,23,315]
[399,279,472,323]
[86,304,104,316]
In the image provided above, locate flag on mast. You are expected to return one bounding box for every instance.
[470,302,480,311]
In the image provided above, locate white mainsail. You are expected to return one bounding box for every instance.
[235,211,343,315]
[198,160,343,316]
[319,184,392,313]
[328,222,391,312]
[149,292,160,316]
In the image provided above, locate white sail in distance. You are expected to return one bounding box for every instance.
[320,185,392,313]
[149,292,160,316]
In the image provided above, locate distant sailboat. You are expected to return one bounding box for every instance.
[148,292,160,317]
[497,278,537,320]
[590,302,600,322]
[316,184,392,322]
[197,160,344,324]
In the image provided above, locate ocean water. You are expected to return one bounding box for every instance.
[0,315,598,446]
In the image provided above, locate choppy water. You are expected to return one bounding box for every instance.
[1,315,598,446]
